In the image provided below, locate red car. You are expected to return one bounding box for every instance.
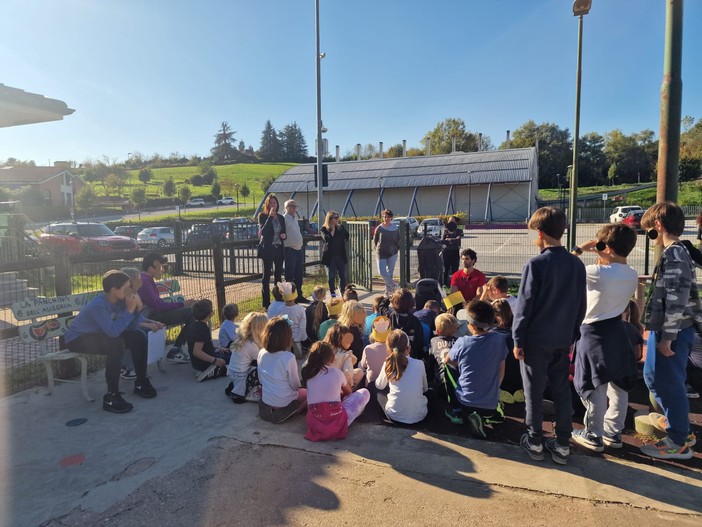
[621,211,643,232]
[39,222,139,255]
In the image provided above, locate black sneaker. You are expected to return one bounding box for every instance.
[103,392,133,414]
[544,437,570,465]
[520,433,544,461]
[468,412,486,438]
[134,377,157,398]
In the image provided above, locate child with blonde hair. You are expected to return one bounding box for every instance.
[375,329,428,424]
[225,312,268,403]
[338,300,367,363]
[324,324,364,388]
[301,341,370,441]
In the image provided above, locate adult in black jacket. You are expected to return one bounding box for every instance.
[320,210,349,296]
[441,216,463,287]
[258,194,287,308]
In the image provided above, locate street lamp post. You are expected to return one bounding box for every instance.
[568,0,592,250]
[315,0,324,225]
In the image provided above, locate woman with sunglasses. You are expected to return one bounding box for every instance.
[320,211,349,297]
[258,194,287,309]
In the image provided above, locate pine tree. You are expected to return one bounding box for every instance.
[258,120,282,162]
[279,122,308,162]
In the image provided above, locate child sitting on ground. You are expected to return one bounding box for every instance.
[267,285,286,318]
[218,303,239,348]
[318,297,344,340]
[257,316,307,424]
[360,316,392,390]
[307,285,328,344]
[364,295,387,338]
[429,313,462,424]
[375,329,428,425]
[388,289,425,361]
[301,341,371,441]
[276,281,308,358]
[338,300,367,363]
[492,299,524,405]
[343,284,359,301]
[324,324,364,389]
[188,299,233,382]
[413,300,442,337]
[225,312,268,403]
[446,300,508,438]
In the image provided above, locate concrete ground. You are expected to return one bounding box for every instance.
[2,352,702,527]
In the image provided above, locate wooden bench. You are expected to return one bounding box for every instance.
[12,292,98,402]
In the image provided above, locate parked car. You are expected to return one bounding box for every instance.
[137,226,176,247]
[212,218,257,240]
[186,198,206,207]
[185,223,230,245]
[39,222,138,255]
[114,225,142,239]
[621,211,644,232]
[392,216,420,237]
[610,205,644,224]
[216,197,236,205]
[419,218,442,238]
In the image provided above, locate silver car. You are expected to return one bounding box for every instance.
[419,218,442,238]
[137,227,175,248]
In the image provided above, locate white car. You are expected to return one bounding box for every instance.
[137,227,176,248]
[187,198,206,207]
[392,216,420,237]
[419,218,442,238]
[610,206,644,223]
[217,197,236,205]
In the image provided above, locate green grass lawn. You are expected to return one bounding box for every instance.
[539,181,702,206]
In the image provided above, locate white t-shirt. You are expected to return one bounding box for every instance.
[375,356,428,424]
[257,348,300,407]
[228,339,260,374]
[306,367,347,405]
[278,303,308,343]
[582,263,638,324]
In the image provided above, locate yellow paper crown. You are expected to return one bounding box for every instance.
[327,299,344,316]
[443,291,465,310]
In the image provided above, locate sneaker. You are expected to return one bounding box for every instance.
[444,409,464,425]
[103,392,133,414]
[544,438,570,465]
[196,364,222,382]
[687,384,700,399]
[603,433,623,449]
[245,385,262,402]
[512,389,525,403]
[520,433,544,461]
[134,377,157,398]
[120,367,136,381]
[499,389,515,405]
[468,412,486,438]
[571,429,604,452]
[640,437,693,460]
[686,432,697,448]
[166,346,190,364]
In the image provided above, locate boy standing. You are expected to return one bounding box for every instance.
[640,202,702,460]
[66,270,157,413]
[513,207,586,465]
[570,224,639,452]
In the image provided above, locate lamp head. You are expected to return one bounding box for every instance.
[573,0,592,16]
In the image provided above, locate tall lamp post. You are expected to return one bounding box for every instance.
[315,0,325,224]
[568,0,592,250]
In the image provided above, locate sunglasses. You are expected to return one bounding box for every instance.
[332,216,339,219]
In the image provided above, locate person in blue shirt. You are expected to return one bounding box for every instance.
[66,270,158,414]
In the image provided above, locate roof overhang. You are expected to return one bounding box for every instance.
[0,84,75,128]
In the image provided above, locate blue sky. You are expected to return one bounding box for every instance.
[2,0,701,165]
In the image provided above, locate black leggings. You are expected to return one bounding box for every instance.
[67,330,148,393]
[261,245,284,308]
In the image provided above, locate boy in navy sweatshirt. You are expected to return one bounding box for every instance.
[512,207,586,465]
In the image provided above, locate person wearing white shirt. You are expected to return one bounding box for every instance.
[283,200,306,303]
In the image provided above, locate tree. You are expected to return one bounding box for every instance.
[279,122,308,162]
[138,167,152,184]
[75,185,97,212]
[103,173,126,196]
[199,162,217,185]
[607,162,618,185]
[14,186,46,206]
[258,120,282,161]
[603,129,655,184]
[577,132,607,186]
[190,174,204,186]
[163,177,176,198]
[424,118,481,155]
[362,143,377,160]
[178,185,192,203]
[130,187,147,210]
[238,140,246,152]
[240,182,251,199]
[260,175,276,193]
[211,121,238,162]
[506,120,572,188]
[211,180,221,199]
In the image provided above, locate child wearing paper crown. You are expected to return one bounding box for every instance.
[361,315,392,387]
[275,282,308,359]
[318,297,343,340]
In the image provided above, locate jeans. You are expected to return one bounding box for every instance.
[580,381,628,438]
[261,244,284,308]
[67,330,148,394]
[520,346,573,446]
[146,306,195,347]
[378,253,398,295]
[284,246,304,297]
[644,327,694,446]
[326,254,347,295]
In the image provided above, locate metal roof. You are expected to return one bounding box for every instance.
[0,84,74,128]
[268,148,537,193]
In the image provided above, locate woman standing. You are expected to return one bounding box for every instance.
[441,216,463,287]
[373,210,400,296]
[320,210,349,297]
[258,195,287,309]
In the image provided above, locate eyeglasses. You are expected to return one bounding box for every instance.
[332,216,339,219]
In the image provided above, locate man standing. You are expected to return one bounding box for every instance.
[450,248,486,303]
[283,199,306,303]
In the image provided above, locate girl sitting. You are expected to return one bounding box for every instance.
[324,324,364,389]
[306,285,328,345]
[318,297,343,340]
[338,300,367,363]
[218,303,239,348]
[276,281,308,358]
[267,284,286,318]
[301,341,370,441]
[225,312,267,403]
[257,317,307,424]
[375,329,428,424]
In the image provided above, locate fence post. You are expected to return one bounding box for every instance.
[55,252,72,297]
[399,221,410,288]
[173,222,184,276]
[213,244,226,321]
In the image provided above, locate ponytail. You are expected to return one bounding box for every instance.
[384,329,410,382]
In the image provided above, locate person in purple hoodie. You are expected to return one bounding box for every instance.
[138,252,196,364]
[512,207,586,466]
